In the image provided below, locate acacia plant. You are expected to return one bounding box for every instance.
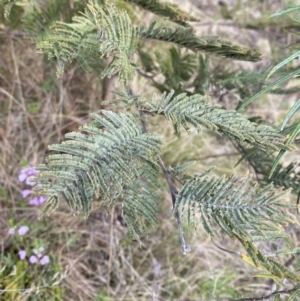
[2,0,300,299]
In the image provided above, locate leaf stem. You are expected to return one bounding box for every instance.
[127,85,191,254]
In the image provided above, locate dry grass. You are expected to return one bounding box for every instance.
[1,1,300,300]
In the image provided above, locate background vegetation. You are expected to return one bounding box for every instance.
[0,0,300,300]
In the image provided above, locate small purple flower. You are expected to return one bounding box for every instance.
[21,189,32,198]
[18,167,38,182]
[8,228,15,235]
[17,226,29,236]
[19,250,26,260]
[19,166,46,203]
[30,247,50,265]
[29,255,38,264]
[40,255,50,265]
[29,196,46,206]
[18,170,28,182]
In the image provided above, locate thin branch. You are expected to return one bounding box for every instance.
[136,68,156,80]
[184,152,241,162]
[229,285,300,301]
[211,238,241,257]
[297,190,300,214]
[102,57,117,102]
[157,156,191,254]
[127,85,191,254]
[107,206,115,293]
[126,86,148,134]
[231,141,260,182]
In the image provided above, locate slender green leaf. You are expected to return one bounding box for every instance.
[267,51,300,79]
[269,149,286,179]
[170,161,195,175]
[281,99,300,130]
[253,273,281,281]
[235,146,258,167]
[287,288,300,301]
[288,120,300,142]
[269,121,300,178]
[275,247,300,255]
[238,68,300,111]
[269,6,300,18]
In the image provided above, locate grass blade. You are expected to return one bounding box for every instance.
[269,6,300,18]
[235,147,258,167]
[270,121,300,178]
[238,68,300,111]
[269,149,286,179]
[267,51,300,79]
[281,99,300,130]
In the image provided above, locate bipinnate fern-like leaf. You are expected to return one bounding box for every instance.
[37,16,103,76]
[86,1,139,83]
[38,1,138,82]
[237,146,300,195]
[36,1,261,82]
[21,1,69,42]
[238,234,300,282]
[141,90,289,152]
[174,169,296,239]
[175,168,300,281]
[139,21,261,62]
[153,46,198,94]
[34,111,163,238]
[269,162,300,194]
[35,1,262,82]
[125,0,199,27]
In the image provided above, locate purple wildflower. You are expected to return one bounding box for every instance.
[19,166,46,203]
[19,250,26,260]
[18,167,38,182]
[17,226,29,236]
[8,228,15,235]
[29,196,46,206]
[29,255,38,264]
[40,255,50,265]
[21,189,32,198]
[30,247,50,265]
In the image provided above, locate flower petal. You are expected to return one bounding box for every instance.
[8,228,15,235]
[38,197,46,205]
[29,197,39,206]
[19,250,26,260]
[21,189,32,198]
[40,255,50,265]
[29,255,38,264]
[18,171,27,182]
[17,226,29,236]
[27,167,38,176]
[29,196,46,206]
